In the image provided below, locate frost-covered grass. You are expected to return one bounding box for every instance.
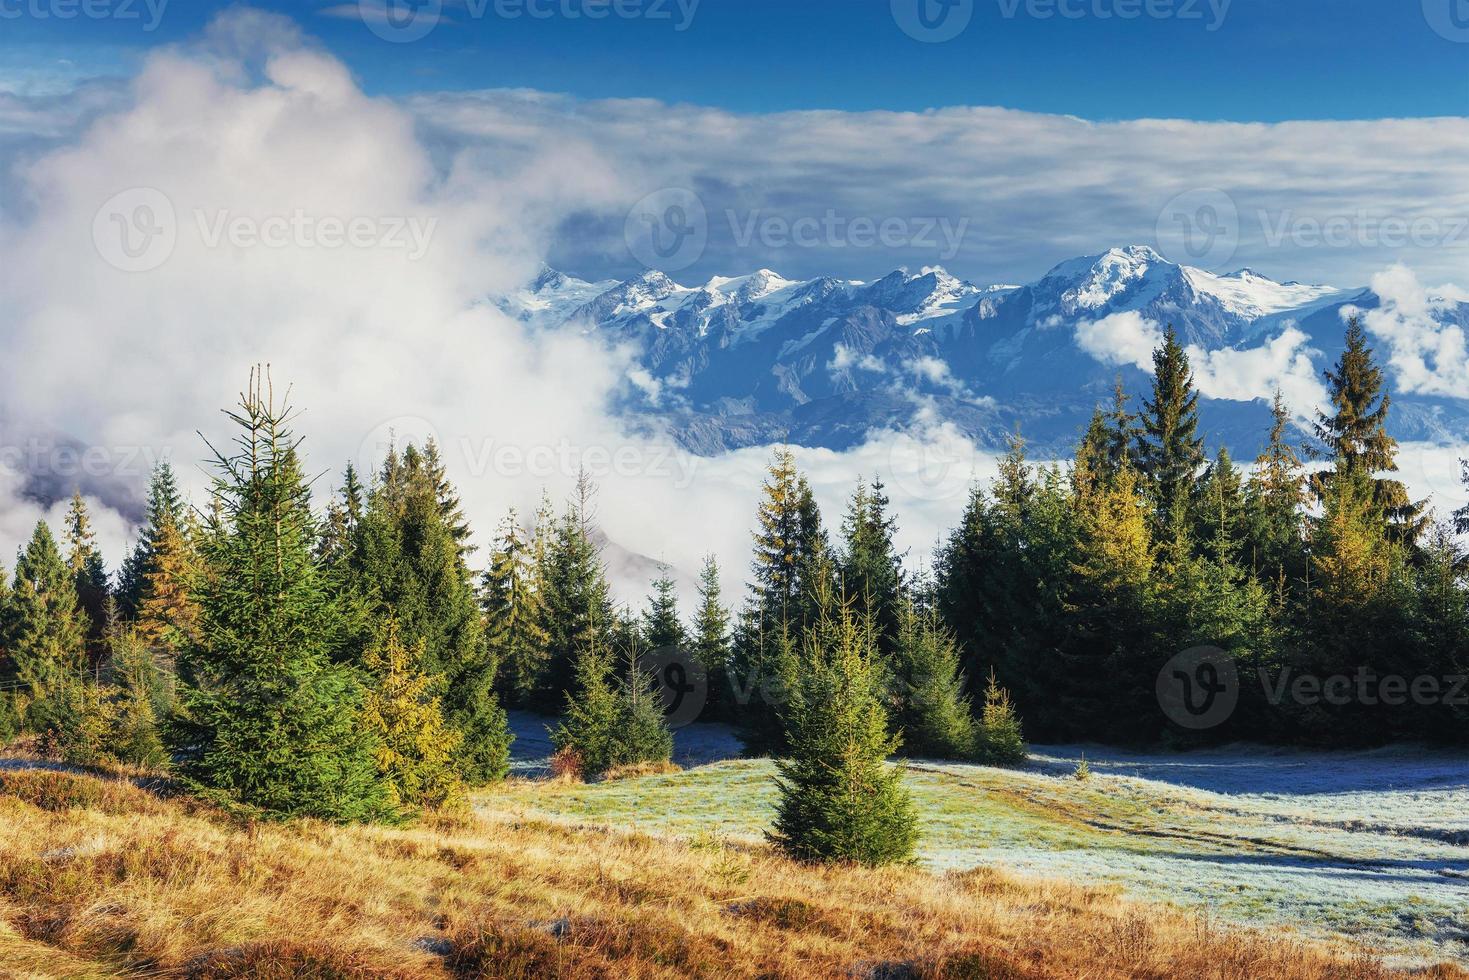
[499,715,1469,968]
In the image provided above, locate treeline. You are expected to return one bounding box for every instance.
[937,319,1469,746]
[1,319,1467,848]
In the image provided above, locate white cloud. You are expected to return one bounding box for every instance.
[1189,325,1328,419]
[1354,265,1469,400]
[1075,311,1163,370]
[409,91,1469,287]
[0,10,994,606]
[827,342,886,375]
[1074,313,1327,416]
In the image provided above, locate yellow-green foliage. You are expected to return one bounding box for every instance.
[363,620,465,813]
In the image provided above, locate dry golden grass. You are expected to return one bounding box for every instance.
[0,766,1462,980]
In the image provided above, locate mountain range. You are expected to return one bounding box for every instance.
[496,245,1469,459]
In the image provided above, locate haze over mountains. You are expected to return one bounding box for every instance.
[498,245,1469,460]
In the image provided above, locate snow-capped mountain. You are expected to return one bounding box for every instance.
[497,246,1469,457]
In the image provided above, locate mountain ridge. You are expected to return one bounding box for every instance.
[496,246,1468,458]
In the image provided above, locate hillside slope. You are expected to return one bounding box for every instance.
[1,766,1457,979]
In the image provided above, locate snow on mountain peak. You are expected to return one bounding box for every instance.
[1183,265,1343,320]
[1039,245,1175,314]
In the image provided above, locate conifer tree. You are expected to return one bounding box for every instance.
[611,637,674,770]
[482,509,550,707]
[136,511,201,652]
[748,448,825,628]
[1079,377,1140,485]
[550,631,619,777]
[889,600,975,760]
[692,555,732,719]
[117,462,185,620]
[63,492,110,661]
[423,438,473,557]
[1313,318,1425,545]
[1136,326,1205,544]
[1193,447,1246,565]
[1246,392,1308,584]
[838,478,905,652]
[362,619,465,813]
[1456,460,1469,535]
[173,373,386,821]
[8,521,89,738]
[642,568,687,650]
[348,443,511,785]
[1310,467,1400,617]
[770,605,917,866]
[937,437,1073,735]
[539,476,614,708]
[106,622,170,768]
[976,669,1027,766]
[735,449,829,745]
[1302,465,1411,737]
[1063,462,1157,738]
[318,462,365,565]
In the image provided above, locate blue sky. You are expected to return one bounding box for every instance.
[2,0,1466,120]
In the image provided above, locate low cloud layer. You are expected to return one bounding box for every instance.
[0,10,1465,604]
[1075,312,1328,417]
[1355,265,1469,400]
[410,90,1469,287]
[0,10,994,603]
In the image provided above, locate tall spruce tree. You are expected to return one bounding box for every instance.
[1136,326,1205,546]
[1192,448,1246,565]
[770,605,917,866]
[642,568,687,650]
[1457,459,1469,535]
[8,521,89,735]
[889,599,975,760]
[838,478,905,653]
[735,449,830,747]
[1313,317,1426,546]
[691,555,732,720]
[318,462,365,566]
[482,509,550,707]
[117,462,185,620]
[423,438,473,558]
[1245,391,1308,586]
[172,373,386,821]
[136,511,201,652]
[362,618,465,813]
[63,492,111,661]
[1063,461,1157,739]
[348,443,511,785]
[539,475,615,709]
[938,436,1073,736]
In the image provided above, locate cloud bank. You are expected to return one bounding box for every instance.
[0,9,998,603]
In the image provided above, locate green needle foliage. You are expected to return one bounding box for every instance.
[771,606,917,866]
[172,370,387,822]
